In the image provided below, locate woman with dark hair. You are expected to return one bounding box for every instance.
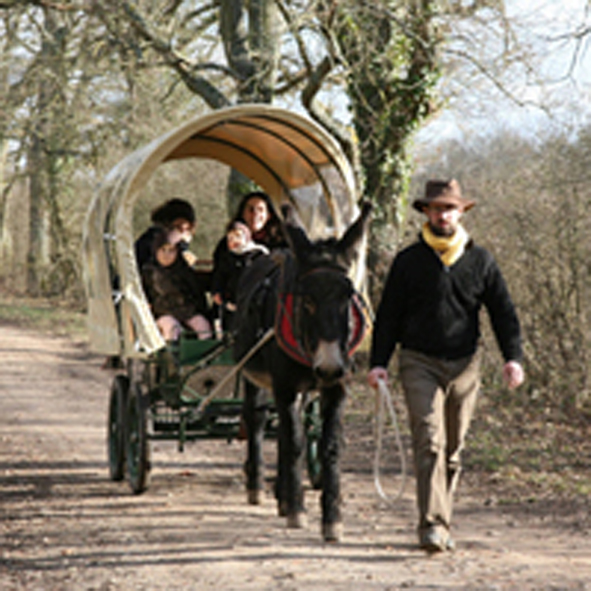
[104,198,199,369]
[211,191,286,327]
[233,191,286,250]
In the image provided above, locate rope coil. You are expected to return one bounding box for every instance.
[373,378,407,504]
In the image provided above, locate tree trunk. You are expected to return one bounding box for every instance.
[220,0,279,212]
[25,7,68,295]
[26,130,49,296]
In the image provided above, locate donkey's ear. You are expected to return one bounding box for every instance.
[281,203,312,255]
[280,203,304,228]
[336,201,372,267]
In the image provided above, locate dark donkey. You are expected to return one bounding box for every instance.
[233,202,371,542]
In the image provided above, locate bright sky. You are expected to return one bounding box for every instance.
[509,0,590,83]
[417,0,591,144]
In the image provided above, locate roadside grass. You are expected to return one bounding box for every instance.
[0,292,87,339]
[466,404,591,505]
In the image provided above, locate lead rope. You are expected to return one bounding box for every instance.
[373,378,407,504]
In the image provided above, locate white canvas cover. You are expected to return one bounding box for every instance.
[82,104,363,357]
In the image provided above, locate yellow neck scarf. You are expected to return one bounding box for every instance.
[422,222,469,267]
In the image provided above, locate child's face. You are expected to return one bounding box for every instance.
[156,243,178,267]
[227,228,248,253]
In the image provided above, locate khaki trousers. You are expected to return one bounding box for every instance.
[398,349,481,538]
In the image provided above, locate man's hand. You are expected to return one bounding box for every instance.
[367,366,389,389]
[503,360,524,389]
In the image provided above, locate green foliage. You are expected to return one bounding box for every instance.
[329,1,441,298]
[333,1,440,229]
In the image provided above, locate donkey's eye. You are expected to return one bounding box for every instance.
[303,296,316,315]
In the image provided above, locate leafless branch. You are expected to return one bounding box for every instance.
[93,0,231,109]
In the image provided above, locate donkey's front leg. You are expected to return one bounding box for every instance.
[276,388,306,528]
[320,383,346,542]
[243,380,268,505]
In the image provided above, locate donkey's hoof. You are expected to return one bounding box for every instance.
[286,512,308,529]
[247,489,263,505]
[278,501,288,517]
[322,521,343,542]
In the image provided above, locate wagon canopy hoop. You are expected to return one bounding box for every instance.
[199,115,340,223]
[82,104,362,357]
[188,134,293,201]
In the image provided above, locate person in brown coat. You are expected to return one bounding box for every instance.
[141,227,211,341]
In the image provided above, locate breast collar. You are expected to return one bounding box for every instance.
[274,266,370,366]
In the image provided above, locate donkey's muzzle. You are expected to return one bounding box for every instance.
[313,340,346,384]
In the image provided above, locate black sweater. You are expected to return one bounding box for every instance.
[211,239,266,306]
[370,237,522,367]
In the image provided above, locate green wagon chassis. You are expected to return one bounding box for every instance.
[107,332,322,494]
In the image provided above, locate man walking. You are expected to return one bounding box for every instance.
[367,179,524,552]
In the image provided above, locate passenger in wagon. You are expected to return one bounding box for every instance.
[135,198,198,270]
[141,227,212,341]
[211,191,286,331]
[212,191,285,265]
[236,190,286,250]
[104,198,198,370]
[211,220,269,331]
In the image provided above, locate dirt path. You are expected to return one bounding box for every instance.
[1,324,589,590]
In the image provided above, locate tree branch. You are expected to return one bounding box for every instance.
[275,0,355,162]
[95,0,231,109]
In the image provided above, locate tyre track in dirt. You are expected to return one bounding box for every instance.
[1,324,590,590]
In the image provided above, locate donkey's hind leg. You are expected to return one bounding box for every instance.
[242,379,268,505]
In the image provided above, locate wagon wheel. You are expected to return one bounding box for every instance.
[126,381,151,494]
[304,396,322,490]
[107,374,129,481]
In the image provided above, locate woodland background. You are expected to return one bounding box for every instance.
[1,0,591,444]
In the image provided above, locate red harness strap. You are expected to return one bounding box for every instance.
[275,291,370,367]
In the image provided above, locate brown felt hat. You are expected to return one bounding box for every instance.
[412,179,476,212]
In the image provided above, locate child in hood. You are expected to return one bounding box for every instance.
[211,220,269,331]
[141,227,212,341]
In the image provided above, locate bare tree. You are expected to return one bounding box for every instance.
[84,0,442,282]
[2,0,582,298]
[0,2,162,295]
[415,126,591,419]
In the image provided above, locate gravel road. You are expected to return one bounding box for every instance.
[1,324,589,590]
